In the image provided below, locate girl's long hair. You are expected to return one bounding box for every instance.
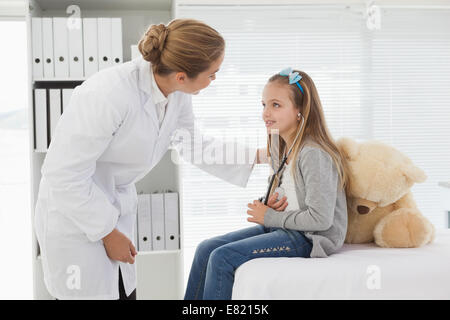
[266,70,350,197]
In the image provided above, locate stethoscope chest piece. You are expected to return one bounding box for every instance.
[273,186,285,201]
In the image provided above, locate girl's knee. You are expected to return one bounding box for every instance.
[195,238,221,257]
[208,246,228,267]
[195,239,210,255]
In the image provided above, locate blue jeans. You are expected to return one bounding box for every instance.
[184,225,313,300]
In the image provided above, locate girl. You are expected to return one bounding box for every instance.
[184,68,350,300]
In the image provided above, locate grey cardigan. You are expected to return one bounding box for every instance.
[263,139,348,258]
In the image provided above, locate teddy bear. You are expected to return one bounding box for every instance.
[336,137,435,248]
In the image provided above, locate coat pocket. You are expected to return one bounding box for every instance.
[116,185,138,217]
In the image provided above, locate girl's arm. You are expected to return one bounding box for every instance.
[263,147,339,232]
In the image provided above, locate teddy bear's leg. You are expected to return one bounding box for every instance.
[373,208,435,248]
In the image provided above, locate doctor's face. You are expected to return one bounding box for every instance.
[183,52,224,95]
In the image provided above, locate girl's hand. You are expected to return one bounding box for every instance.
[247,200,269,225]
[267,193,288,211]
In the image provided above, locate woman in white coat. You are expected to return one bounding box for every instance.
[34,19,263,300]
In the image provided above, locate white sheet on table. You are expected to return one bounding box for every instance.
[232,229,450,299]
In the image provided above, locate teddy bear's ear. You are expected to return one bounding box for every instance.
[402,164,427,184]
[336,137,358,160]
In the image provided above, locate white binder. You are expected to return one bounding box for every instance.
[31,17,43,79]
[151,193,165,251]
[111,18,123,66]
[97,18,112,70]
[68,17,84,78]
[164,193,180,250]
[137,194,152,252]
[42,17,54,78]
[61,88,74,113]
[53,17,69,78]
[49,89,61,141]
[34,89,48,152]
[82,18,98,77]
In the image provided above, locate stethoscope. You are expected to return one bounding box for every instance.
[260,112,305,205]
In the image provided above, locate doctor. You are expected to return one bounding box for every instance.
[34,19,263,300]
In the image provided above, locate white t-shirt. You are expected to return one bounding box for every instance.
[279,161,299,211]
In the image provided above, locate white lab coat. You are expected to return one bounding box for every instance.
[34,56,257,300]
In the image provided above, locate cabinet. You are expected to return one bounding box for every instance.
[26,0,183,299]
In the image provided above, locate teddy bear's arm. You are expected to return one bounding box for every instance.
[373,208,435,248]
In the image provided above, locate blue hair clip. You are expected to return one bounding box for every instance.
[279,67,304,94]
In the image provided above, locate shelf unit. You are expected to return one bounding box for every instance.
[33,78,86,82]
[25,0,185,299]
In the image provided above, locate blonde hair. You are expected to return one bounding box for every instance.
[266,70,350,197]
[138,19,225,78]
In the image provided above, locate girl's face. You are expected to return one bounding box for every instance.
[262,81,299,138]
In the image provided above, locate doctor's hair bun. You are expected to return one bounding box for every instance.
[138,23,169,64]
[138,19,225,78]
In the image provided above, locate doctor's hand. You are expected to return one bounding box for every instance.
[256,148,269,164]
[247,200,269,225]
[267,193,288,211]
[102,229,137,264]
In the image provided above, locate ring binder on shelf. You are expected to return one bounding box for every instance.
[31,17,43,79]
[33,89,48,152]
[42,17,55,78]
[31,16,122,80]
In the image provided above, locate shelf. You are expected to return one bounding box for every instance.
[27,0,180,300]
[33,0,172,11]
[33,78,86,82]
[137,249,182,256]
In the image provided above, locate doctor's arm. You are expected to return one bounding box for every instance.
[42,87,130,245]
[256,147,269,164]
[171,95,260,188]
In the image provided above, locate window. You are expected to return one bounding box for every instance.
[0,19,32,299]
[176,2,450,286]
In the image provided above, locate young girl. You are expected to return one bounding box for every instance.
[184,68,350,300]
